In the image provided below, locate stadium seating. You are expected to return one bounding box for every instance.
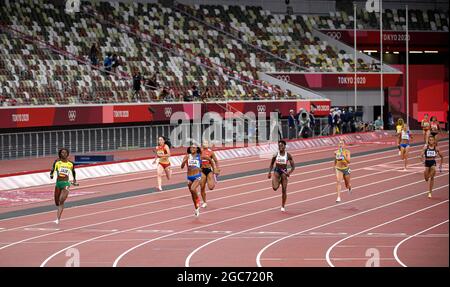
[1,0,445,106]
[307,7,448,31]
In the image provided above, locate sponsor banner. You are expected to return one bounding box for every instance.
[270,73,402,90]
[321,30,448,51]
[1,107,102,129]
[0,100,330,129]
[310,100,331,116]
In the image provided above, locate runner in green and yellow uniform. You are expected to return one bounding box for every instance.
[334,140,352,203]
[50,148,78,224]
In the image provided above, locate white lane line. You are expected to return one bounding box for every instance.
[256,186,449,267]
[1,143,429,234]
[325,201,449,267]
[6,151,417,262]
[393,220,449,267]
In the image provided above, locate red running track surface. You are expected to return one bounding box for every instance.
[0,138,448,267]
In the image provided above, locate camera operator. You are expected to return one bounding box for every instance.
[341,108,349,134]
[274,109,283,140]
[288,109,297,139]
[297,108,312,138]
[309,104,316,136]
[333,108,342,134]
[347,107,355,133]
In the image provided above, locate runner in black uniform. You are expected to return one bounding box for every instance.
[420,135,444,198]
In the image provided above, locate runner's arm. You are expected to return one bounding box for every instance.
[211,152,220,174]
[50,160,57,179]
[180,155,188,169]
[268,156,276,178]
[420,147,426,162]
[436,148,444,168]
[344,150,351,164]
[71,162,78,185]
[287,153,295,176]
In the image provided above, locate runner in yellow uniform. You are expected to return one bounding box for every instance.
[334,140,351,203]
[50,148,77,224]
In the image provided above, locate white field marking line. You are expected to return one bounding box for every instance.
[393,220,449,267]
[191,179,449,268]
[3,152,420,256]
[41,159,433,268]
[0,143,426,233]
[0,144,358,224]
[1,236,299,245]
[8,145,344,191]
[325,200,449,267]
[120,168,448,268]
[41,164,418,266]
[256,184,449,267]
[0,158,410,239]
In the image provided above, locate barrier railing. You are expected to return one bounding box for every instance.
[0,118,329,160]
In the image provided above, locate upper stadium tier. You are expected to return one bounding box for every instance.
[0,0,446,106]
[307,7,448,31]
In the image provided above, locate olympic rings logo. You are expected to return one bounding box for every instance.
[68,110,77,121]
[257,105,266,112]
[276,75,291,82]
[164,107,173,118]
[326,32,342,40]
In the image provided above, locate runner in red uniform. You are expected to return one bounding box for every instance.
[199,140,220,208]
[153,136,172,191]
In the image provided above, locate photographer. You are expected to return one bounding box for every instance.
[309,104,316,136]
[347,107,356,133]
[288,109,297,139]
[333,108,342,135]
[297,108,312,138]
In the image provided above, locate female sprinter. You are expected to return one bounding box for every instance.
[395,118,404,155]
[153,136,172,191]
[421,135,444,198]
[268,140,295,212]
[200,140,220,208]
[334,140,352,203]
[50,148,78,224]
[421,114,431,145]
[430,116,441,143]
[181,144,215,217]
[399,124,412,171]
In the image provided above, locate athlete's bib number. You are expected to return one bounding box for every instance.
[59,167,70,176]
[188,159,199,167]
[401,134,409,140]
[336,153,344,160]
[276,158,287,164]
[426,150,436,157]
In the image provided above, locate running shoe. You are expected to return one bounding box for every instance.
[54,219,60,225]
[428,193,432,199]
[281,207,286,212]
[157,186,162,191]
[336,197,341,203]
[194,208,200,217]
[348,187,352,194]
[201,202,207,208]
